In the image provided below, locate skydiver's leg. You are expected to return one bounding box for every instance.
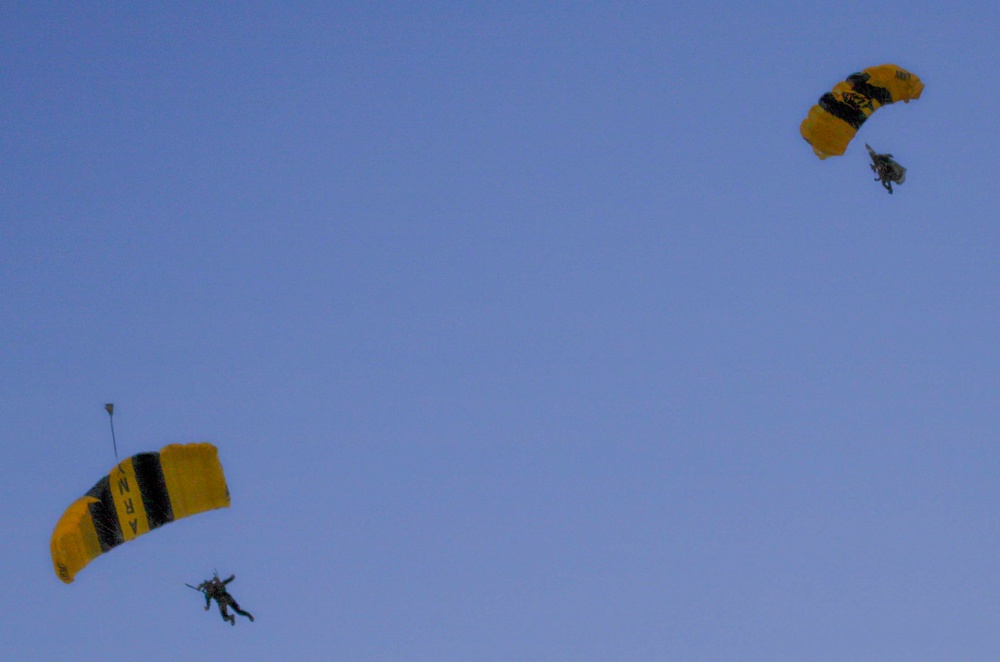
[230,600,255,622]
[218,602,235,625]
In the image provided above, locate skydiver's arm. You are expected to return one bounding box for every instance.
[223,575,235,584]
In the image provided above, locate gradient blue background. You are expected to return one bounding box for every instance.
[4,2,999,660]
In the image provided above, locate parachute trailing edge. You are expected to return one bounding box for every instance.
[51,443,230,584]
[801,64,923,159]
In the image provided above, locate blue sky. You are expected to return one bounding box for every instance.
[3,2,1000,660]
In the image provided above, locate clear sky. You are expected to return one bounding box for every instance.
[3,2,1000,660]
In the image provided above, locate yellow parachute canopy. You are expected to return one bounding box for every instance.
[51,443,230,584]
[801,64,924,159]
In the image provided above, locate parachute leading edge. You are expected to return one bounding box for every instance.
[801,64,923,159]
[51,443,230,583]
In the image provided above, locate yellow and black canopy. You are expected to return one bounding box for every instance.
[51,443,229,583]
[801,64,923,159]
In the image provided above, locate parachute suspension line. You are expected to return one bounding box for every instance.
[105,403,118,460]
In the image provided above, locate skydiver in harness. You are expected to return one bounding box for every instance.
[194,573,255,625]
[866,143,907,194]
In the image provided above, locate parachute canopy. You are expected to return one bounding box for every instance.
[51,443,229,583]
[801,64,923,159]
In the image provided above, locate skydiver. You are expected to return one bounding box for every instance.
[865,143,907,194]
[195,573,255,626]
